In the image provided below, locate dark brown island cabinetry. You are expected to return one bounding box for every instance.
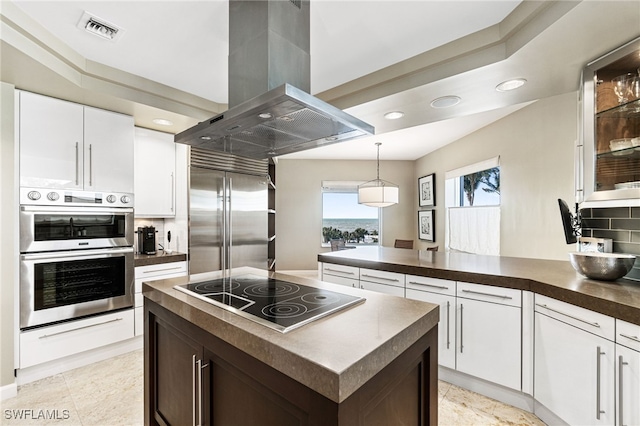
[144,299,438,426]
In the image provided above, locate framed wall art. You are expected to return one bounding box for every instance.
[418,174,435,207]
[418,210,434,241]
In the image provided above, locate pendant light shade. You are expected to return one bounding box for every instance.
[358,143,399,207]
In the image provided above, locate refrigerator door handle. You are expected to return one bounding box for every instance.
[222,176,227,276]
[228,177,233,274]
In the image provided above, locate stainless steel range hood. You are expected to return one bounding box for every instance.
[174,0,374,159]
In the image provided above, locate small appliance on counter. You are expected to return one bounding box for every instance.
[138,226,156,255]
[578,237,613,253]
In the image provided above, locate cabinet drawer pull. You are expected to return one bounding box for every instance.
[38,318,123,339]
[324,268,355,275]
[619,333,640,343]
[192,355,197,426]
[361,274,399,282]
[143,266,184,274]
[535,303,600,328]
[408,281,449,290]
[75,142,79,185]
[461,289,512,299]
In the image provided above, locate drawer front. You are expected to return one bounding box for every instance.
[359,268,405,288]
[322,264,359,280]
[617,319,640,351]
[406,275,455,296]
[135,261,188,280]
[323,274,359,288]
[359,281,405,297]
[535,294,615,340]
[457,282,521,307]
[19,309,135,368]
[134,261,188,293]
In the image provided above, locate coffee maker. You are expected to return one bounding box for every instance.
[138,226,156,255]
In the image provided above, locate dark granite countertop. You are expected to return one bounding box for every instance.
[318,247,640,326]
[134,251,187,267]
[142,267,439,403]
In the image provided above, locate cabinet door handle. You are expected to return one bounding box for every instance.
[171,172,175,212]
[535,303,601,328]
[89,144,93,186]
[460,303,464,354]
[408,281,449,290]
[196,358,208,426]
[596,346,605,420]
[75,142,79,185]
[446,301,450,349]
[461,289,512,300]
[619,355,628,426]
[619,333,640,343]
[325,268,355,275]
[192,355,197,426]
[38,317,122,339]
[361,274,399,282]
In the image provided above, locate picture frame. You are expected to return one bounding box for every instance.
[418,210,434,241]
[418,174,435,207]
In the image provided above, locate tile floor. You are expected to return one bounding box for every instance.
[1,348,545,426]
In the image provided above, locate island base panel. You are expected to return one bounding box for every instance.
[144,300,438,425]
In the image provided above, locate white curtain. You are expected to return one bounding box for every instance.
[448,206,500,256]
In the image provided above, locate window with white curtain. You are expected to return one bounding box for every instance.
[445,157,501,255]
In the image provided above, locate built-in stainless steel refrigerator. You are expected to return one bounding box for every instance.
[188,151,269,276]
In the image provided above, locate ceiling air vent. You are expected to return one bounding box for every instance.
[76,11,124,41]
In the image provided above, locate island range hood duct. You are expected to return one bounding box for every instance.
[174,0,374,159]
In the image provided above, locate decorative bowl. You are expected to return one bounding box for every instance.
[569,252,636,281]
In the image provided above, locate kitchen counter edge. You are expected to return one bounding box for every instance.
[318,247,640,326]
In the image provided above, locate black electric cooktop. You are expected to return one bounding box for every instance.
[174,274,365,333]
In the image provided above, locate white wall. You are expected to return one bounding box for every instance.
[0,82,17,393]
[275,159,415,270]
[415,92,578,260]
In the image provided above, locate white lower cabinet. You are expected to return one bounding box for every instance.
[405,276,456,369]
[134,261,187,335]
[456,282,522,390]
[616,319,640,426]
[19,309,134,368]
[535,296,616,426]
[321,263,359,288]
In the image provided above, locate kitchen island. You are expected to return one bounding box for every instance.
[143,267,440,426]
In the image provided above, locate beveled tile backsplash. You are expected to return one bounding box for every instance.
[580,207,640,281]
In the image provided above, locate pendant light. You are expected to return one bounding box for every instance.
[358,143,399,207]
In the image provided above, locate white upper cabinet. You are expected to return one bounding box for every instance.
[84,106,134,193]
[134,127,176,217]
[19,91,84,189]
[19,91,134,193]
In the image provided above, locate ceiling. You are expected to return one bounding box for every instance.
[5,1,640,161]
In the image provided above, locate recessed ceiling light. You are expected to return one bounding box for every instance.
[496,78,527,92]
[384,111,404,120]
[430,96,461,109]
[200,136,212,141]
[76,11,124,42]
[152,118,173,126]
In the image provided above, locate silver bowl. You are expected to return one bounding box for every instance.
[569,252,636,281]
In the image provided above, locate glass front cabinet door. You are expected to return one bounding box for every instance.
[580,37,640,206]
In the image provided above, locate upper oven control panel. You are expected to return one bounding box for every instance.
[20,187,135,208]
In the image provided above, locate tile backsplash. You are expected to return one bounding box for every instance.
[580,206,640,281]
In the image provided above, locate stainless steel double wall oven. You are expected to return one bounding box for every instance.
[19,187,135,329]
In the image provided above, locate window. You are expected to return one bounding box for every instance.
[321,182,379,245]
[445,158,501,255]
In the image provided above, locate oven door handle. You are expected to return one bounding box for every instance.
[20,205,134,214]
[21,247,134,261]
